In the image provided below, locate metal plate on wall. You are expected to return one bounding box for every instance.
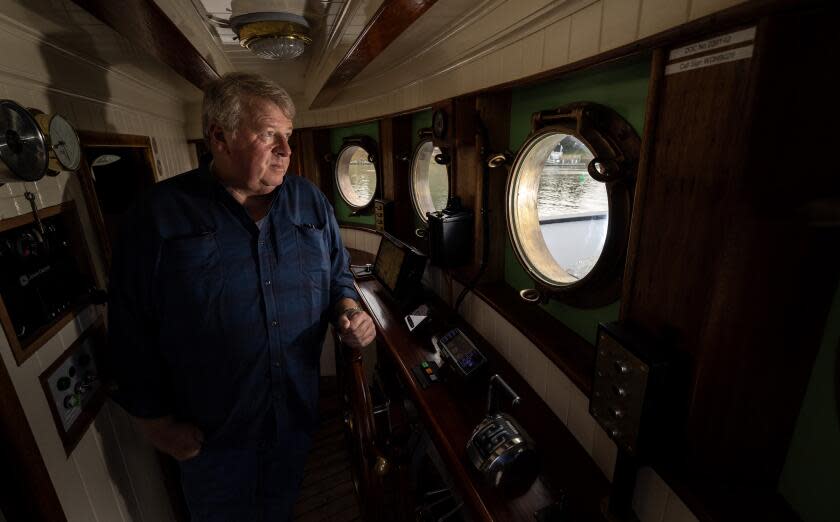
[590,329,650,455]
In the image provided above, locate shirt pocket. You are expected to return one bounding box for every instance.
[157,233,224,337]
[294,223,329,289]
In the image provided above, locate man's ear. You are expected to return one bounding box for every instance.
[208,123,228,151]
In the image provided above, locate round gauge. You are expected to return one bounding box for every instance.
[31,111,81,173]
[432,109,447,140]
[49,114,81,171]
[0,100,48,182]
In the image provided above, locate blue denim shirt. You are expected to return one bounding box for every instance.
[108,166,358,448]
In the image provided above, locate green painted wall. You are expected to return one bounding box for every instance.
[779,281,840,522]
[505,55,650,343]
[330,122,380,225]
[411,109,432,149]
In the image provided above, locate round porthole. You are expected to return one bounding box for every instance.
[335,144,377,209]
[410,140,449,221]
[506,102,639,306]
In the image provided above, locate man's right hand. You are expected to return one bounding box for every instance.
[134,415,204,461]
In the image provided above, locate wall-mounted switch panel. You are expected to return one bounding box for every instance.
[590,322,678,457]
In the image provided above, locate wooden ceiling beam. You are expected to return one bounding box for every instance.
[70,0,219,90]
[310,0,438,109]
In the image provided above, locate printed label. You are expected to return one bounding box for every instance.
[665,45,754,75]
[669,27,756,60]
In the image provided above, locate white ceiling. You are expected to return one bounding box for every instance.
[194,0,382,103]
[189,0,503,112]
[185,0,537,114]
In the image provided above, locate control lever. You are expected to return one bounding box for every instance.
[24,190,44,235]
[486,374,520,415]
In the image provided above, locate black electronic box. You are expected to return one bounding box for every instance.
[426,204,473,268]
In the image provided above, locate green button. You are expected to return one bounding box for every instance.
[421,361,429,368]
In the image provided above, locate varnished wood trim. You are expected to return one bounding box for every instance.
[69,0,219,89]
[310,0,439,108]
[379,118,396,201]
[77,131,159,268]
[475,92,511,283]
[1,300,91,367]
[620,48,665,319]
[0,201,75,234]
[0,345,67,522]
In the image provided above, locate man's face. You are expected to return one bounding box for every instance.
[211,97,293,195]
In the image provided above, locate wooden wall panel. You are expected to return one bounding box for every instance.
[452,97,479,265]
[290,132,306,181]
[0,359,66,521]
[379,118,396,201]
[384,115,414,244]
[621,6,840,519]
[296,129,333,200]
[475,91,511,282]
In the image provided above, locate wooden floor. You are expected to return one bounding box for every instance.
[293,380,362,522]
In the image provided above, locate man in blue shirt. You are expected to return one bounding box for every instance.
[108,72,375,521]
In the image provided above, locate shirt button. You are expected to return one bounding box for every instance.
[271,320,279,327]
[273,361,281,368]
[265,280,271,286]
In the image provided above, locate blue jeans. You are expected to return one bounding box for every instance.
[179,431,312,522]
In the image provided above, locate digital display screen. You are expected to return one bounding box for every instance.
[373,237,406,292]
[440,329,485,374]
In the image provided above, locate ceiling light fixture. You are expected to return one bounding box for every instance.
[209,0,312,61]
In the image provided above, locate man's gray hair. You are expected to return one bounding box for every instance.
[202,72,296,144]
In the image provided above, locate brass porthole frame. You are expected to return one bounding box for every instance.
[409,137,450,223]
[334,136,380,211]
[505,102,640,308]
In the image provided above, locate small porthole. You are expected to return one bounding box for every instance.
[335,144,377,209]
[506,102,639,306]
[410,140,449,221]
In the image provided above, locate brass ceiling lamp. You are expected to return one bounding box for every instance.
[211,0,312,60]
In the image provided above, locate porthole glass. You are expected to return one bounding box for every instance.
[410,140,449,221]
[336,145,377,208]
[508,131,608,286]
[507,102,638,306]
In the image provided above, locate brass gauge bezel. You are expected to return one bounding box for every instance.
[30,110,81,173]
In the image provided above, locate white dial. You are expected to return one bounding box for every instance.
[49,114,81,171]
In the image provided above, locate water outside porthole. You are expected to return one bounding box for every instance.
[508,132,609,285]
[410,140,449,221]
[336,145,377,208]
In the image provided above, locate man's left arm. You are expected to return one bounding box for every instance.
[323,201,375,348]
